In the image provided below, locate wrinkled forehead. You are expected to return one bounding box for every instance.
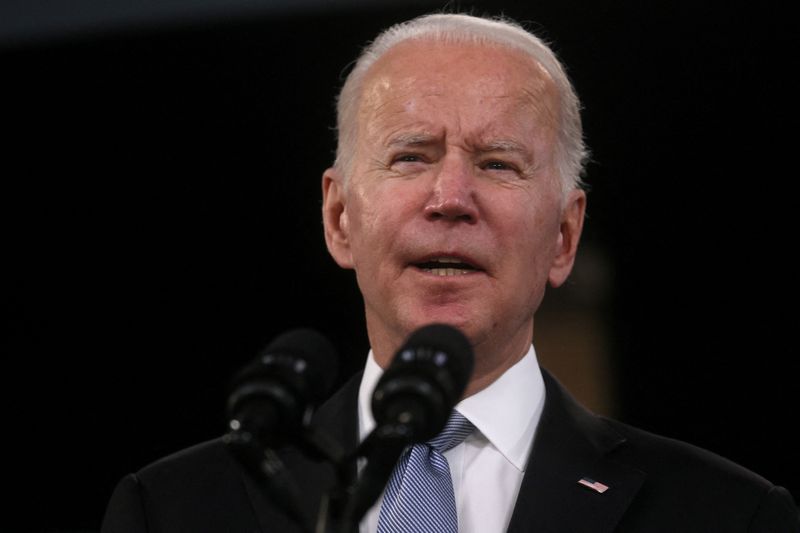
[357,39,560,135]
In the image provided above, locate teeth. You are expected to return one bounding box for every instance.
[415,256,477,275]
[423,267,471,276]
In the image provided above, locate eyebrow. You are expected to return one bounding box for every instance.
[386,132,439,148]
[473,138,530,156]
[385,133,534,162]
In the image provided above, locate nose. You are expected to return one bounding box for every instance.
[423,157,479,223]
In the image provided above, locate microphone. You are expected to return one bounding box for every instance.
[335,323,474,531]
[224,328,338,533]
[371,323,474,441]
[225,328,338,449]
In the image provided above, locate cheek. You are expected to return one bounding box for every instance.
[357,178,422,225]
[502,198,562,271]
[346,184,409,262]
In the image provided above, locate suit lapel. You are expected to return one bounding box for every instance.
[312,370,362,454]
[507,370,646,533]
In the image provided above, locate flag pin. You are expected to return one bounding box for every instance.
[578,477,610,494]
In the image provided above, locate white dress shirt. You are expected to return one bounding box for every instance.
[357,345,545,533]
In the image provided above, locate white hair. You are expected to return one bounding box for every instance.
[333,13,588,194]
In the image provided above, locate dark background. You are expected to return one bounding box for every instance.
[3,1,796,531]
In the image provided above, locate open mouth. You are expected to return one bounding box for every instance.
[412,257,481,276]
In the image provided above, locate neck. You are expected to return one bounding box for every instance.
[462,327,532,397]
[367,318,534,399]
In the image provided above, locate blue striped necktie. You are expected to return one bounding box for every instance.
[376,411,475,533]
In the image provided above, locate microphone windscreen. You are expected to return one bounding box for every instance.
[371,323,474,441]
[400,323,474,395]
[226,327,339,445]
[257,328,339,401]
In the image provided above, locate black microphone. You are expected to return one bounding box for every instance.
[224,328,338,533]
[335,323,474,532]
[225,328,338,449]
[371,323,474,441]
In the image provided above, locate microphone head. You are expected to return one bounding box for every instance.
[371,323,474,442]
[226,328,338,447]
[253,328,339,400]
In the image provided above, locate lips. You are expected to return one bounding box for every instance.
[411,255,484,276]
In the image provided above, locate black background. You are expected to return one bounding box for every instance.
[3,1,797,531]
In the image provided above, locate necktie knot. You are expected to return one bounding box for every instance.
[428,410,475,453]
[376,410,474,533]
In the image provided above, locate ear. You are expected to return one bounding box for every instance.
[322,167,354,269]
[548,188,587,288]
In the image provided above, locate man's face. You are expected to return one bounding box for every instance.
[323,40,585,391]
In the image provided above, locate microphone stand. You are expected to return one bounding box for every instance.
[225,428,314,533]
[323,423,412,533]
[225,422,349,533]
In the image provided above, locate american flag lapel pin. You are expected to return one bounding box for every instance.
[578,477,610,494]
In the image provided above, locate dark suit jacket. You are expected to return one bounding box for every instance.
[101,370,799,532]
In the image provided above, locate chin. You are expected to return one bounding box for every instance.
[400,306,480,341]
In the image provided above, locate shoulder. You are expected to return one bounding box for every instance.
[601,417,799,531]
[542,368,783,494]
[130,369,363,489]
[100,373,362,533]
[101,438,267,533]
[134,437,233,484]
[131,438,260,518]
[602,416,771,487]
[539,370,799,531]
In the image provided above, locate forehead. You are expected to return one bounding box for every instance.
[357,39,559,138]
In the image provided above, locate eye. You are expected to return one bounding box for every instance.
[482,160,516,172]
[393,153,424,164]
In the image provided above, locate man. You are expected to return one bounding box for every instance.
[101,13,799,533]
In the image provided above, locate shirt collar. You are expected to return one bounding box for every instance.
[357,344,545,472]
[357,351,382,442]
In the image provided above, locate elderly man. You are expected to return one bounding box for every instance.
[101,13,799,533]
